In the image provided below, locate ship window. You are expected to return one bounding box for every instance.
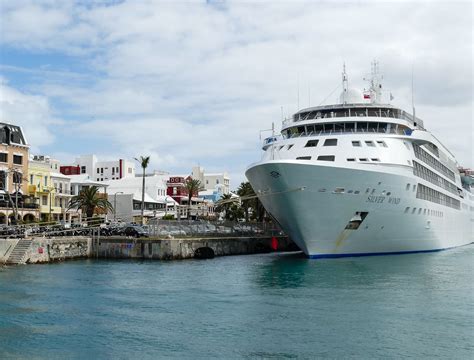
[418,208,422,214]
[424,209,427,215]
[377,141,388,147]
[306,125,315,133]
[359,158,368,162]
[323,123,334,132]
[386,192,391,196]
[324,139,337,146]
[406,183,410,190]
[404,141,411,150]
[287,144,294,150]
[371,158,380,162]
[412,184,416,191]
[347,158,356,162]
[412,208,417,214]
[347,190,353,194]
[333,188,344,194]
[365,188,370,194]
[318,188,327,192]
[357,122,368,132]
[278,145,285,150]
[317,155,335,161]
[404,207,410,213]
[378,123,388,133]
[368,122,378,132]
[352,141,361,147]
[334,123,344,132]
[296,156,312,160]
[315,124,323,133]
[371,189,376,194]
[345,123,355,132]
[365,141,375,147]
[354,190,360,194]
[305,140,319,147]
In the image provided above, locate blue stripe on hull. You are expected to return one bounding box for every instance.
[308,242,474,259]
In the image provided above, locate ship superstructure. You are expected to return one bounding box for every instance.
[246,62,473,258]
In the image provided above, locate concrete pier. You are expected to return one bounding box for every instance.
[96,235,293,260]
[2,235,295,264]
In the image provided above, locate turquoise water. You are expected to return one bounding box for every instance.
[1,246,473,359]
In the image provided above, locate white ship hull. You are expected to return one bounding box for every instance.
[246,160,474,258]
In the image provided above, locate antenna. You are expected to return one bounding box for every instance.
[411,64,416,120]
[297,73,300,111]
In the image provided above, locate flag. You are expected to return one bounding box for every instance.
[363,93,371,99]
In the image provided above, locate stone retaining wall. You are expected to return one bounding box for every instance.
[97,236,294,260]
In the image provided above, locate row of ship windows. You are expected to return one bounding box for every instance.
[404,207,444,217]
[296,156,382,162]
[276,139,388,151]
[413,144,455,182]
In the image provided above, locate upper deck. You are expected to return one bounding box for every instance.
[282,103,424,131]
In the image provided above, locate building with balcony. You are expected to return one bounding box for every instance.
[191,166,230,195]
[61,154,135,182]
[0,123,38,224]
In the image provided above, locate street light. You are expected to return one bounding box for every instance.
[113,191,124,221]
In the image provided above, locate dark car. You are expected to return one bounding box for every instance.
[123,225,149,238]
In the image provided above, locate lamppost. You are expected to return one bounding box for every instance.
[113,191,124,221]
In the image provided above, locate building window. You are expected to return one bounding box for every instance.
[352,141,361,147]
[12,172,22,184]
[0,171,6,190]
[81,166,86,174]
[13,155,22,165]
[30,174,34,184]
[42,196,48,206]
[317,155,335,161]
[305,140,319,147]
[0,153,7,163]
[216,179,219,184]
[44,177,47,186]
[323,139,338,146]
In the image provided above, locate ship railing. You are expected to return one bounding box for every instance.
[283,109,424,129]
[283,127,413,139]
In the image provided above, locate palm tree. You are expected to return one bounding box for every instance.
[237,182,256,222]
[184,178,202,218]
[135,156,150,225]
[215,193,235,220]
[68,186,113,224]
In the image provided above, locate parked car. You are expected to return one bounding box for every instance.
[123,225,149,238]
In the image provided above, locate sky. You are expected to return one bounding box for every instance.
[0,0,472,189]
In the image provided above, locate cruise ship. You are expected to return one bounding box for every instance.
[246,63,474,258]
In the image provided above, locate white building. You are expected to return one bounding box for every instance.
[106,174,177,221]
[191,166,230,194]
[68,154,135,182]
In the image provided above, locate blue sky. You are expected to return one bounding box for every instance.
[0,0,472,188]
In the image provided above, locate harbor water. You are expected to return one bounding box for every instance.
[1,246,473,359]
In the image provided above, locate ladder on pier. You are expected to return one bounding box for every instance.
[5,239,33,265]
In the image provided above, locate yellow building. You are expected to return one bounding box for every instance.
[0,123,38,224]
[28,155,78,223]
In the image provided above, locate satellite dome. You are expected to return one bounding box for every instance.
[339,87,363,104]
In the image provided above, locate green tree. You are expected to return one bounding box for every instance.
[215,193,235,220]
[237,182,256,222]
[135,156,150,225]
[184,178,202,218]
[68,186,113,224]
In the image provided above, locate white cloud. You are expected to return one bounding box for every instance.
[0,82,60,152]
[0,0,472,187]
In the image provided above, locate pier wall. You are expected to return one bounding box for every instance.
[2,235,295,264]
[1,237,92,264]
[96,236,293,260]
